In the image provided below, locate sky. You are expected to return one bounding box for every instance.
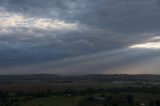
[0,0,160,75]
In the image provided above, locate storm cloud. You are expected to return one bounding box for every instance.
[0,0,160,74]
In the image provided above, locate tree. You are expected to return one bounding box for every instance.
[155,100,160,106]
[125,94,134,104]
[149,100,154,106]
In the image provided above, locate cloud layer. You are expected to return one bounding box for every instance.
[0,0,160,74]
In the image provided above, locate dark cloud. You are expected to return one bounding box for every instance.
[1,0,160,33]
[0,0,160,74]
[2,0,160,31]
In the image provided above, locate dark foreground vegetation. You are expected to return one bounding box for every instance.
[0,74,160,106]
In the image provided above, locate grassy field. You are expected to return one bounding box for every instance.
[0,81,150,92]
[0,75,160,106]
[23,96,81,106]
[19,93,160,106]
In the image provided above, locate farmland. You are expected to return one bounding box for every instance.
[0,74,160,106]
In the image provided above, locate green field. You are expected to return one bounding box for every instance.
[13,92,160,106]
[0,75,160,106]
[23,96,81,106]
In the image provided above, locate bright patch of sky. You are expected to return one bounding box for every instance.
[0,9,79,33]
[130,37,160,49]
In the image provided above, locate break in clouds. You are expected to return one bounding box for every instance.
[0,0,160,75]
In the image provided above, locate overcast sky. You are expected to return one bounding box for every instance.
[0,0,160,75]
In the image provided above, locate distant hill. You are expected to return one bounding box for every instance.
[0,74,160,82]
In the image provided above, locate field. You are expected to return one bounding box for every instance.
[23,96,81,106]
[0,74,160,106]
